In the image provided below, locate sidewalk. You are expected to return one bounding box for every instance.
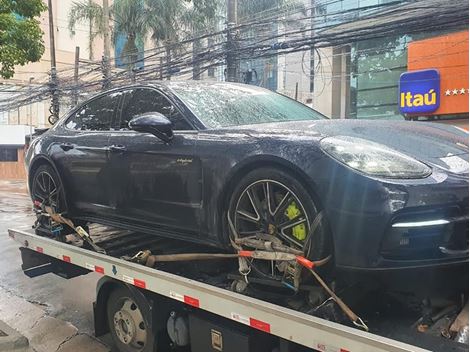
[0,321,30,352]
[0,287,109,352]
[0,180,28,195]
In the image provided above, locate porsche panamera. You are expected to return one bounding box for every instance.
[26,81,469,276]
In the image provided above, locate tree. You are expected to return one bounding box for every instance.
[0,0,46,79]
[180,0,221,79]
[68,0,104,60]
[68,0,150,69]
[145,0,186,77]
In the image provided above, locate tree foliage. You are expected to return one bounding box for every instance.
[68,0,221,69]
[0,0,46,79]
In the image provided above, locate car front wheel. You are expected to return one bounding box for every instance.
[227,167,331,283]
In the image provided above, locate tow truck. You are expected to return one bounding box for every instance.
[7,218,469,352]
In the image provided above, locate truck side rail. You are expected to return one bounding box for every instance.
[8,227,429,352]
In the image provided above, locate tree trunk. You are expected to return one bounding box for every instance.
[192,39,201,80]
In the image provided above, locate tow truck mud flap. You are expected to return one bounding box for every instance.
[20,247,90,279]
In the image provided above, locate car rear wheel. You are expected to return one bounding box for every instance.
[31,164,68,237]
[227,167,331,283]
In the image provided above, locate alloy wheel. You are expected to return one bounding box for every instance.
[32,170,61,213]
[234,179,311,257]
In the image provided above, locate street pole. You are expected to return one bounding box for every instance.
[88,0,93,60]
[29,77,34,141]
[309,0,315,93]
[102,0,111,89]
[73,46,80,106]
[47,0,59,124]
[226,0,239,82]
[166,42,171,80]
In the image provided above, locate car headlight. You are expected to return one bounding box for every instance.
[320,136,432,179]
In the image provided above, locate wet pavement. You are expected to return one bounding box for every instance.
[0,180,110,351]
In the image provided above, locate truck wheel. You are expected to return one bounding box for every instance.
[107,287,151,352]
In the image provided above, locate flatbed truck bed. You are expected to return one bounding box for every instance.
[7,226,468,352]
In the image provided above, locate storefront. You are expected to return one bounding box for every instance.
[349,31,469,126]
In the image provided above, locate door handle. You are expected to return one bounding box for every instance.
[109,144,127,153]
[59,143,74,151]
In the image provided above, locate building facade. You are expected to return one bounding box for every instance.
[276,0,469,128]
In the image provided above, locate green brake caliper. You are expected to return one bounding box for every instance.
[284,201,306,241]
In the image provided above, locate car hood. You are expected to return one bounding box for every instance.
[223,119,469,173]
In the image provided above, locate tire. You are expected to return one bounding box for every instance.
[31,164,69,237]
[107,287,151,352]
[226,167,331,280]
[31,164,89,237]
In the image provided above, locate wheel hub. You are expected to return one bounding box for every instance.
[267,223,276,235]
[114,310,136,345]
[113,298,147,349]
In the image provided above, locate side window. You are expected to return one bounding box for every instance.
[119,88,191,131]
[65,92,120,131]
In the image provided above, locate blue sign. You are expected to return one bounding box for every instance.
[399,69,440,114]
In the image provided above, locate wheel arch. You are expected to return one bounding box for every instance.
[217,155,327,246]
[94,277,122,337]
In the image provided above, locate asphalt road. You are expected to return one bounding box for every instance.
[0,181,100,336]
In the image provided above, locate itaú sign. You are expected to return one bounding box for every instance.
[399,69,440,114]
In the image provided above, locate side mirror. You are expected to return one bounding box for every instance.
[129,112,173,143]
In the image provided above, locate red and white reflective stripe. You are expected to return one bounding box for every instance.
[85,263,104,274]
[36,246,44,253]
[123,275,147,289]
[231,312,271,333]
[62,255,71,263]
[169,291,200,308]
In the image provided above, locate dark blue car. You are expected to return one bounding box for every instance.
[26,81,469,278]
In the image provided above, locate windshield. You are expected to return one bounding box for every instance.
[171,83,324,128]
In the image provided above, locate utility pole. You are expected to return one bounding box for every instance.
[102,0,111,89]
[47,0,59,125]
[73,46,80,106]
[166,42,171,80]
[29,77,34,140]
[309,0,315,93]
[88,0,93,60]
[226,0,239,82]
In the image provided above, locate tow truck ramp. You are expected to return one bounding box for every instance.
[7,227,439,352]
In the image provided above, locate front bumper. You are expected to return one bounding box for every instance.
[380,205,468,261]
[317,163,468,270]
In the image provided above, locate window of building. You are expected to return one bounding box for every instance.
[350,35,409,119]
[0,147,18,162]
[65,92,121,131]
[349,30,450,120]
[119,88,191,131]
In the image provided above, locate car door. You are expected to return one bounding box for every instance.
[52,91,121,215]
[107,87,203,236]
